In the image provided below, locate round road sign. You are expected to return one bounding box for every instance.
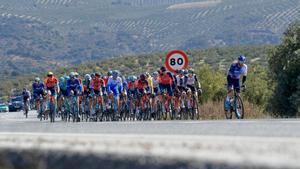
[165,50,189,72]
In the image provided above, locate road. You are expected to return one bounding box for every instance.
[0,111,300,169]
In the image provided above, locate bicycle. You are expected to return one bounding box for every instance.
[224,86,245,119]
[48,95,56,123]
[23,99,30,118]
[69,91,80,122]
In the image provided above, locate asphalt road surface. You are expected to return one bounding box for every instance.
[0,111,300,169]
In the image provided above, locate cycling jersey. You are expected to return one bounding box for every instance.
[146,76,153,93]
[77,78,83,92]
[44,76,58,88]
[32,82,45,99]
[91,77,104,91]
[82,79,92,92]
[22,90,31,101]
[59,79,67,91]
[228,61,248,79]
[32,82,45,93]
[67,78,81,96]
[159,72,173,85]
[103,76,110,86]
[176,75,187,87]
[107,77,123,97]
[136,79,149,93]
[128,81,136,90]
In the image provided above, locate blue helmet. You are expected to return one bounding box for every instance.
[238,55,246,62]
[112,70,119,78]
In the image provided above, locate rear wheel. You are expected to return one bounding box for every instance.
[234,95,244,119]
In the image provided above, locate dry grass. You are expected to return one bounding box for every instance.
[199,101,269,120]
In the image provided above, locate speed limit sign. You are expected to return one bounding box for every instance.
[165,50,189,72]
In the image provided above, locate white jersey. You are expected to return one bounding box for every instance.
[176,75,186,87]
[186,75,196,86]
[153,78,159,88]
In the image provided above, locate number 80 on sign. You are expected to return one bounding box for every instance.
[165,50,189,72]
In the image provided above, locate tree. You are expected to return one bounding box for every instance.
[268,22,300,117]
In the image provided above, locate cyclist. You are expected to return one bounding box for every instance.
[44,72,59,97]
[32,77,45,114]
[152,72,160,95]
[74,72,83,91]
[224,55,248,110]
[158,66,174,97]
[107,70,123,117]
[145,72,153,94]
[175,70,187,92]
[91,72,105,115]
[57,76,68,114]
[136,74,150,116]
[158,66,175,113]
[66,72,81,119]
[186,68,202,97]
[83,74,92,98]
[22,88,31,114]
[67,72,82,96]
[127,75,138,99]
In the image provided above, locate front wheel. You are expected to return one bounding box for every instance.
[224,97,232,119]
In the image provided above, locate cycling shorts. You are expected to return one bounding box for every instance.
[159,84,173,96]
[33,90,44,100]
[47,87,56,96]
[227,75,241,93]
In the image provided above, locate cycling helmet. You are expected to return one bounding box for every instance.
[59,77,65,82]
[69,72,75,78]
[184,69,189,75]
[107,71,113,76]
[95,72,101,77]
[178,69,184,75]
[85,74,91,79]
[145,72,150,77]
[74,72,79,77]
[47,72,53,76]
[112,70,119,78]
[140,74,146,80]
[64,75,70,80]
[132,76,137,81]
[188,68,194,74]
[238,55,246,62]
[35,77,40,82]
[152,72,159,77]
[160,66,166,72]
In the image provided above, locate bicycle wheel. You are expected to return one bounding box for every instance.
[224,97,232,119]
[234,95,244,119]
[193,96,200,120]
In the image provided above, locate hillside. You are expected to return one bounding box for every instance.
[0,0,299,79]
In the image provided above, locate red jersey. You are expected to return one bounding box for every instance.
[128,81,136,90]
[91,77,104,91]
[159,73,173,85]
[136,79,148,90]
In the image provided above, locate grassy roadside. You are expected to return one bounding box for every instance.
[199,100,268,120]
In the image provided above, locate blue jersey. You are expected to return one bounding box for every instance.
[59,79,67,91]
[107,77,123,96]
[67,79,81,91]
[32,82,45,93]
[228,61,248,79]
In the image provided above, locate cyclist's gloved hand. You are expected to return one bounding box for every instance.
[198,88,203,96]
[241,84,246,91]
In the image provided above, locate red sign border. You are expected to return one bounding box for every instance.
[165,50,189,72]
